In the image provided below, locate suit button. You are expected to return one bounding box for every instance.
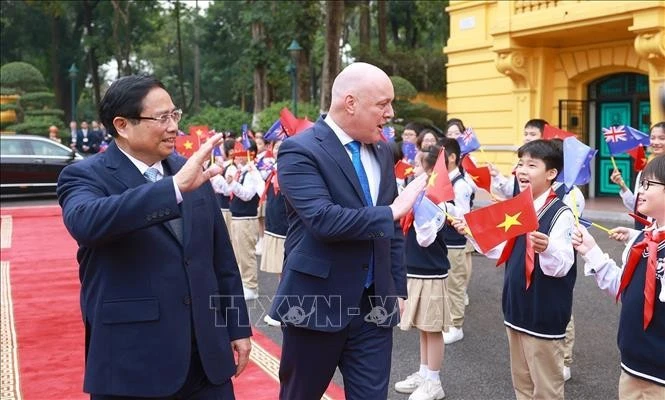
[146,216,152,221]
[158,210,164,217]
[165,209,171,215]
[379,232,384,237]
[184,259,190,267]
[183,295,191,305]
[152,212,158,218]
[368,234,373,239]
[362,264,369,271]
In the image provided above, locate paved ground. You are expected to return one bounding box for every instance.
[4,197,628,399]
[251,224,627,400]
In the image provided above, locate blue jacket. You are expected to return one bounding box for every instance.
[269,118,406,331]
[57,142,251,396]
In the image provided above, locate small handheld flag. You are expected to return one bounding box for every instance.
[456,127,481,155]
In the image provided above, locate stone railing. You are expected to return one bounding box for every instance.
[513,0,559,14]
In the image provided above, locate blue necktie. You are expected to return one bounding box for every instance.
[143,167,161,182]
[345,141,374,287]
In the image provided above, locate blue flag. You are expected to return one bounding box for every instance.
[602,125,649,155]
[264,119,286,142]
[413,192,446,233]
[382,126,396,142]
[578,216,593,229]
[456,127,481,155]
[241,124,251,150]
[558,137,597,190]
[402,142,417,163]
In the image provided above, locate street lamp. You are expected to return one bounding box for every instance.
[68,63,79,122]
[287,39,303,116]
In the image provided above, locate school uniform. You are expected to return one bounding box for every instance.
[580,226,665,397]
[443,170,474,329]
[229,166,264,291]
[400,203,451,333]
[259,170,287,274]
[470,189,576,400]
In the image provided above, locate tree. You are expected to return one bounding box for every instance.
[320,0,344,112]
[377,0,387,53]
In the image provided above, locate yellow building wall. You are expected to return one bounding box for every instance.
[445,0,665,174]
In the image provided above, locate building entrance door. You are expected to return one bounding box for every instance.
[589,73,650,197]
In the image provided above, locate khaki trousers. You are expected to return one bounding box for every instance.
[506,327,565,400]
[619,371,665,400]
[446,247,468,327]
[231,217,259,290]
[563,315,575,367]
[221,209,233,241]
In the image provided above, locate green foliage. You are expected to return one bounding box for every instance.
[0,61,46,93]
[0,87,18,95]
[24,109,65,117]
[255,100,320,132]
[391,76,418,100]
[0,102,18,111]
[180,105,252,134]
[5,117,60,135]
[17,91,55,103]
[393,100,447,132]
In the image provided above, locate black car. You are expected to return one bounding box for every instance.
[1,134,84,198]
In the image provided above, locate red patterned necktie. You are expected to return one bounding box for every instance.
[616,229,665,330]
[497,189,557,290]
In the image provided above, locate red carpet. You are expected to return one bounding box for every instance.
[0,205,343,399]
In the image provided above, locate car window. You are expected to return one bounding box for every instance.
[0,139,26,155]
[29,139,72,157]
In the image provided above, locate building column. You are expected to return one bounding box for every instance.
[495,49,536,142]
[633,28,665,122]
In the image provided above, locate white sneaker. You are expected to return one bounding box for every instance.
[409,379,445,400]
[263,314,281,327]
[255,237,263,256]
[464,292,469,306]
[243,286,258,301]
[395,372,425,394]
[443,326,464,345]
[563,366,571,382]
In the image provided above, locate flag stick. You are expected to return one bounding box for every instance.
[569,189,580,227]
[445,211,473,237]
[591,222,612,234]
[478,146,490,165]
[610,156,618,171]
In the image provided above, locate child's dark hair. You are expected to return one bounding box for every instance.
[404,121,427,134]
[524,119,549,133]
[651,121,665,132]
[223,139,236,157]
[439,137,462,168]
[421,145,442,171]
[642,154,665,184]
[446,118,465,134]
[517,139,563,178]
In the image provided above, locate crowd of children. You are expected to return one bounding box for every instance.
[203,117,664,400]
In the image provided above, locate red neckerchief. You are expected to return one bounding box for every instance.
[496,188,558,290]
[259,168,279,205]
[616,228,665,330]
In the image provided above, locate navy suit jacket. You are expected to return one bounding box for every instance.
[57,142,251,397]
[269,118,406,331]
[75,129,102,154]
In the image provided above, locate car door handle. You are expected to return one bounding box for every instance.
[33,159,46,164]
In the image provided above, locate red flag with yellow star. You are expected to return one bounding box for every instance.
[626,145,647,171]
[394,160,415,180]
[463,188,538,253]
[461,156,491,193]
[175,135,200,158]
[425,147,455,204]
[542,125,576,140]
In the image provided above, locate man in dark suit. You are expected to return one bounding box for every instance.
[269,62,427,399]
[57,75,251,399]
[75,120,103,155]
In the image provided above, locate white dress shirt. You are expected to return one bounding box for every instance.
[117,146,183,203]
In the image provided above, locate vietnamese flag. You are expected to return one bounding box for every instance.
[175,135,200,158]
[463,188,538,253]
[626,145,647,171]
[543,125,576,140]
[425,147,455,204]
[279,108,314,136]
[461,156,491,193]
[189,125,209,143]
[394,160,415,180]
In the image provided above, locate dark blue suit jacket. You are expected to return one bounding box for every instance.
[75,129,102,154]
[269,118,406,331]
[57,142,251,397]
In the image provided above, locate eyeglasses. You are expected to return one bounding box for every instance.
[640,179,665,190]
[131,109,183,125]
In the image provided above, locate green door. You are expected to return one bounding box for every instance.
[597,102,631,196]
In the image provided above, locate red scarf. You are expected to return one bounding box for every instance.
[616,229,665,330]
[260,169,279,205]
[496,189,558,290]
